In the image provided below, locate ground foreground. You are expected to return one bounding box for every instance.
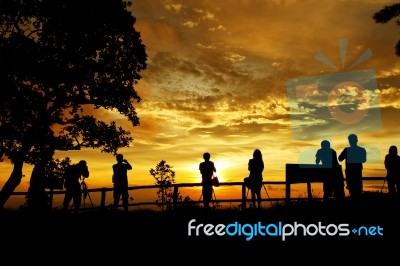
[1,192,399,263]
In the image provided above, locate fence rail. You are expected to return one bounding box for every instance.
[9,176,387,211]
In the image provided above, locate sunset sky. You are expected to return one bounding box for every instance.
[2,0,400,208]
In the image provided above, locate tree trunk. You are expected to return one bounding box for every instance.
[0,158,24,208]
[26,162,51,212]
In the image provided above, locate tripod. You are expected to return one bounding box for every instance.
[262,183,270,199]
[198,188,217,200]
[246,183,270,198]
[380,179,387,193]
[199,186,217,208]
[246,183,271,208]
[80,178,93,208]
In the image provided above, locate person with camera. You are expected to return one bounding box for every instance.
[112,154,132,212]
[62,160,89,212]
[199,152,216,209]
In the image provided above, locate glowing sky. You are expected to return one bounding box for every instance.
[2,0,400,207]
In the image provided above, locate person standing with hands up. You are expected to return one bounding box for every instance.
[112,154,132,212]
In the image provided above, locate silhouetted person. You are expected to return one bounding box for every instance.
[384,145,400,198]
[248,149,264,208]
[112,154,132,212]
[315,140,345,202]
[339,134,366,199]
[62,160,89,212]
[199,152,216,209]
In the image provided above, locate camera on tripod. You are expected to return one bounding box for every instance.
[80,176,93,207]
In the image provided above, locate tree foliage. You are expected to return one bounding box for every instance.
[0,0,147,208]
[373,3,400,56]
[149,160,178,211]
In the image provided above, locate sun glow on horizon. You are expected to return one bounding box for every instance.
[2,0,400,210]
[213,160,234,183]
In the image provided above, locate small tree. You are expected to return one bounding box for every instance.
[149,160,177,211]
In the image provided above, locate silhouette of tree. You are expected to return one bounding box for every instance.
[373,3,400,56]
[0,0,147,208]
[26,156,71,210]
[149,160,178,211]
[45,157,72,190]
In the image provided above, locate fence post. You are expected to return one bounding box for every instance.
[100,188,106,210]
[285,164,290,203]
[242,183,246,210]
[307,183,312,199]
[286,182,291,203]
[49,188,54,209]
[173,185,178,210]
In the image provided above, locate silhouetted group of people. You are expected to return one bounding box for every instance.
[200,133,400,210]
[62,154,132,213]
[316,133,400,202]
[316,134,367,202]
[199,149,265,209]
[200,134,368,210]
[61,133,400,213]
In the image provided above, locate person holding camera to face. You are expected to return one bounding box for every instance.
[62,160,89,212]
[112,154,132,212]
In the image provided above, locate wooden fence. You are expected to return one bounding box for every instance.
[9,181,285,210]
[9,164,387,211]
